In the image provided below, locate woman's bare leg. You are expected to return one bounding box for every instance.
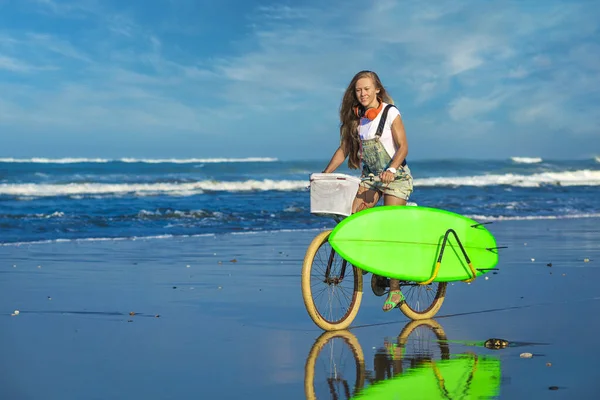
[382,194,407,311]
[352,186,381,214]
[350,187,380,276]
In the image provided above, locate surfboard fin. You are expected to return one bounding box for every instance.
[486,246,508,253]
[471,222,493,228]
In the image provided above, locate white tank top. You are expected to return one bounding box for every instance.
[357,102,401,159]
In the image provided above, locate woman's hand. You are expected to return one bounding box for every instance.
[380,170,396,184]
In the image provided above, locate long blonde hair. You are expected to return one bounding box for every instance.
[339,70,393,169]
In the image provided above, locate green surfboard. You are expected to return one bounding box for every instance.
[328,206,499,282]
[351,354,501,399]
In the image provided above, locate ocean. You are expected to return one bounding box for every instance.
[1,156,599,245]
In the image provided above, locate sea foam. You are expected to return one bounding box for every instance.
[2,170,600,197]
[0,157,277,164]
[511,157,542,164]
[416,169,600,187]
[0,179,308,197]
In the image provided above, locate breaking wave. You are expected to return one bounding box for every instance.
[511,157,542,164]
[0,179,308,197]
[0,157,278,164]
[2,169,600,198]
[416,169,600,187]
[466,213,600,221]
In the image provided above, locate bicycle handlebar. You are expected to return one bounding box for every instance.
[361,174,401,182]
[361,174,381,182]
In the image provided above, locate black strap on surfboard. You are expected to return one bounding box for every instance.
[374,104,407,167]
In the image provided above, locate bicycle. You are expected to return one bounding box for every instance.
[301,173,448,331]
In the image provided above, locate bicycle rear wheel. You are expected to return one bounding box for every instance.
[301,230,363,331]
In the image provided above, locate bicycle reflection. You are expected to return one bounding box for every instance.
[304,319,502,400]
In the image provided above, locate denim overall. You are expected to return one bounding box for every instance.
[359,104,412,199]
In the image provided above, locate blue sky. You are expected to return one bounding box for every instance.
[0,0,598,160]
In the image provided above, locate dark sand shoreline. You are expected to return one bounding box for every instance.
[2,218,599,399]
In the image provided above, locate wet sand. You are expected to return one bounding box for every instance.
[1,218,599,399]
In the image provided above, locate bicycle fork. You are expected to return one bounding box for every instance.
[324,249,348,285]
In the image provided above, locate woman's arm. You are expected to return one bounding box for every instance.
[322,144,348,173]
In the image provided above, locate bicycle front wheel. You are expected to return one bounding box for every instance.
[398,281,447,320]
[301,230,363,331]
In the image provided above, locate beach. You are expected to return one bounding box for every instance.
[1,217,599,399]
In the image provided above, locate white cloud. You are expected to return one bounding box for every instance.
[448,96,503,121]
[508,66,528,79]
[0,54,54,72]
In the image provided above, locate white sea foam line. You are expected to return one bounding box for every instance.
[511,156,543,164]
[0,180,308,196]
[0,157,110,163]
[466,213,600,221]
[416,169,600,187]
[0,233,217,247]
[0,157,277,164]
[0,228,326,247]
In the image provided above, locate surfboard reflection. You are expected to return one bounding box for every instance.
[304,319,503,400]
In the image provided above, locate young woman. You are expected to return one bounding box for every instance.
[322,70,414,311]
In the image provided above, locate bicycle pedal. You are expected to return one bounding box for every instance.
[370,274,388,297]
